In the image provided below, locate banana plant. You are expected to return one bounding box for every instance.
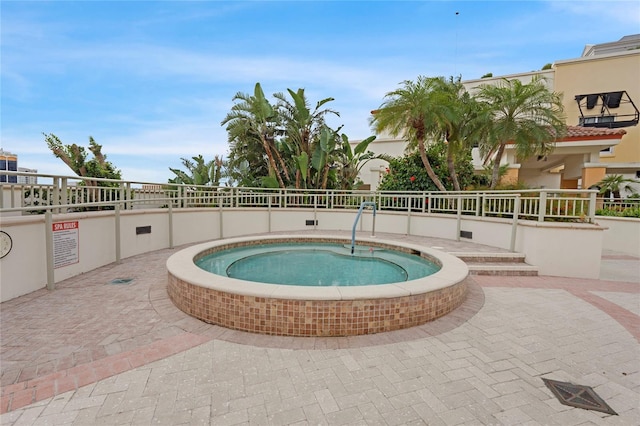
[274,88,339,189]
[168,155,224,187]
[294,152,310,188]
[311,125,339,189]
[222,83,288,188]
[336,134,378,189]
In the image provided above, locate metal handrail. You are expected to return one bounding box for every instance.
[351,201,377,254]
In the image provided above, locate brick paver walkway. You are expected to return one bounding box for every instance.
[1,233,638,425]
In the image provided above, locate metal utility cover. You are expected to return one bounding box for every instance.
[542,378,617,415]
[109,278,134,285]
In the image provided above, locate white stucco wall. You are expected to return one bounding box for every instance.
[172,210,221,245]
[0,208,606,302]
[518,169,562,189]
[0,217,47,301]
[596,216,640,256]
[54,213,118,282]
[515,221,604,278]
[350,135,405,190]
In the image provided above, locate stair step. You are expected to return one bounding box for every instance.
[467,264,539,276]
[452,252,526,263]
[449,251,538,276]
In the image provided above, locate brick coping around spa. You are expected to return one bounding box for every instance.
[166,235,469,337]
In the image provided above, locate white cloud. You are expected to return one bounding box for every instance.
[5,0,639,186]
[5,29,424,104]
[547,0,640,27]
[14,155,72,177]
[119,164,175,184]
[106,123,229,157]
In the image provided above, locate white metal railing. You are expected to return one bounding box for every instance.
[2,171,614,294]
[0,170,602,223]
[601,198,640,211]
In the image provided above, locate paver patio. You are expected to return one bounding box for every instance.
[1,232,638,425]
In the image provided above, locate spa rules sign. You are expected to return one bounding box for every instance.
[53,221,79,268]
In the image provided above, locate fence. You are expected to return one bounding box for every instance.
[600,198,640,211]
[1,171,599,223]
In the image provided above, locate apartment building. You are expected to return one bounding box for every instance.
[357,35,639,193]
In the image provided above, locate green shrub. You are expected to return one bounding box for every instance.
[596,207,640,218]
[622,207,640,217]
[378,142,474,192]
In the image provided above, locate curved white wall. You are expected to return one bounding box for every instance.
[0,208,607,302]
[0,217,47,300]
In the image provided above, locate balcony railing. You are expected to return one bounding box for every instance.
[575,91,639,128]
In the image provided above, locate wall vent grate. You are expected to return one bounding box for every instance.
[136,226,151,235]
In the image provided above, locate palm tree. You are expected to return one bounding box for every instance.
[274,88,339,188]
[596,174,640,199]
[225,117,269,187]
[474,76,566,189]
[429,76,486,191]
[221,83,287,188]
[370,76,447,191]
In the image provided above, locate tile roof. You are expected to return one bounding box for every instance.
[563,126,627,139]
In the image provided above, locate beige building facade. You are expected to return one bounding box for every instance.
[357,35,640,193]
[554,46,639,190]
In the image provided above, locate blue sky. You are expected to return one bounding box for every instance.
[2,1,639,183]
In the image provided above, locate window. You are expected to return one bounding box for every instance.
[600,146,614,155]
[580,115,615,126]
